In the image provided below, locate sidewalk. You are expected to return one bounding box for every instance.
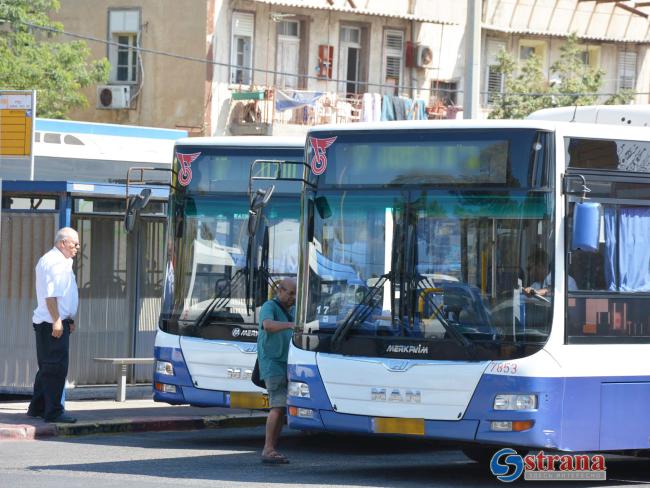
[0,396,267,441]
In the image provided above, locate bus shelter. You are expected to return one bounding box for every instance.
[0,180,168,393]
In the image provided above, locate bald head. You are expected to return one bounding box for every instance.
[276,277,297,308]
[54,227,80,259]
[55,227,77,244]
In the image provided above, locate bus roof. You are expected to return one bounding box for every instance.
[306,118,650,141]
[528,105,650,127]
[307,119,560,133]
[175,135,305,147]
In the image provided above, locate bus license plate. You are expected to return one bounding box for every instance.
[230,392,269,409]
[372,417,425,436]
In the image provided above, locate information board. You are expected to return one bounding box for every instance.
[0,92,34,156]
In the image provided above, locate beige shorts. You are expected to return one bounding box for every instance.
[265,375,288,408]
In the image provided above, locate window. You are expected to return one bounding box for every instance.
[108,9,140,83]
[579,46,601,69]
[339,26,362,94]
[276,20,300,89]
[485,39,506,105]
[43,133,61,144]
[618,50,637,90]
[430,80,458,106]
[63,135,84,146]
[383,30,404,95]
[567,201,650,343]
[518,40,546,64]
[231,12,254,85]
[565,140,650,343]
[2,197,57,210]
[567,137,650,173]
[277,19,299,37]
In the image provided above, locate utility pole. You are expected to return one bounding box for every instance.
[464,0,481,119]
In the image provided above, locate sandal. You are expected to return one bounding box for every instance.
[261,451,290,464]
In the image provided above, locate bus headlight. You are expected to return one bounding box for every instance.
[288,381,311,398]
[155,361,174,376]
[493,394,537,410]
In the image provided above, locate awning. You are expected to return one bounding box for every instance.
[483,24,650,44]
[254,0,456,25]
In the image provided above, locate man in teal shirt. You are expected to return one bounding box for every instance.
[257,277,296,464]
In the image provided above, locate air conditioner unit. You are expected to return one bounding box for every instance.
[415,45,434,68]
[97,85,131,109]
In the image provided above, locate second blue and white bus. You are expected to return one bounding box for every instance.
[285,117,650,458]
[153,136,304,409]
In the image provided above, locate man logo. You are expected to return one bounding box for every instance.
[386,360,410,372]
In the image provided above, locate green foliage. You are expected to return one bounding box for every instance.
[489,33,632,119]
[0,0,109,118]
[488,51,552,119]
[605,89,635,105]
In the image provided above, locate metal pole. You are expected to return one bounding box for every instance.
[464,0,481,119]
[29,90,36,180]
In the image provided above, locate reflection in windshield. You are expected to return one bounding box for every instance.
[303,191,554,357]
[166,195,299,328]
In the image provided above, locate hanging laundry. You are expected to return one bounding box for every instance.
[276,89,323,112]
[381,95,396,121]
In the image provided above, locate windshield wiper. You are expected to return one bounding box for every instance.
[193,268,247,329]
[418,275,475,354]
[331,272,392,351]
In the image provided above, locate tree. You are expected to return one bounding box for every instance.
[0,0,109,118]
[488,34,634,119]
[488,50,552,120]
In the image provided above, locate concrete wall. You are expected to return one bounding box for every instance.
[53,0,208,132]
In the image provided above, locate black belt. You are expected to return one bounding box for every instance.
[36,319,74,326]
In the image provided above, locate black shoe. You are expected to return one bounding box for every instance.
[44,413,77,424]
[26,410,42,418]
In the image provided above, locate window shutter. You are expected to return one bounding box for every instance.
[618,51,637,90]
[383,30,404,94]
[231,12,254,84]
[486,40,506,104]
[232,12,254,37]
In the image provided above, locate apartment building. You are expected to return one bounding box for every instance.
[51,1,650,135]
[482,0,650,107]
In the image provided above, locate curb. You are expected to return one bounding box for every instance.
[0,414,267,441]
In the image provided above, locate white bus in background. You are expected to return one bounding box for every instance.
[0,118,183,183]
[528,104,650,127]
[153,137,305,409]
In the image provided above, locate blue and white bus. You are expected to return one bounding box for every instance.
[153,136,304,409]
[285,118,650,458]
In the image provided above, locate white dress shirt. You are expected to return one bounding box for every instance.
[531,273,577,292]
[32,247,79,324]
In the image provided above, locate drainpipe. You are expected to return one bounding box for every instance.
[464,0,481,119]
[409,0,416,99]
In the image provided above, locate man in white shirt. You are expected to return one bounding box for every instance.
[27,227,80,423]
[524,248,577,298]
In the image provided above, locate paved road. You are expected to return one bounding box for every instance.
[1,426,649,488]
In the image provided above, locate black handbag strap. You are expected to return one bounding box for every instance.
[273,298,294,323]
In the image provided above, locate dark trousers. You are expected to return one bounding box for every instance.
[28,321,71,420]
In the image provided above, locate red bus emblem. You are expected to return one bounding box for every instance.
[309,136,337,176]
[176,152,201,186]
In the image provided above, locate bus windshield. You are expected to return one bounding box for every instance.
[160,147,302,341]
[298,128,555,360]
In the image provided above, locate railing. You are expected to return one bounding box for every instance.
[227,86,462,134]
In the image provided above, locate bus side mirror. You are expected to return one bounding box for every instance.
[571,201,601,252]
[315,196,332,219]
[124,188,152,232]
